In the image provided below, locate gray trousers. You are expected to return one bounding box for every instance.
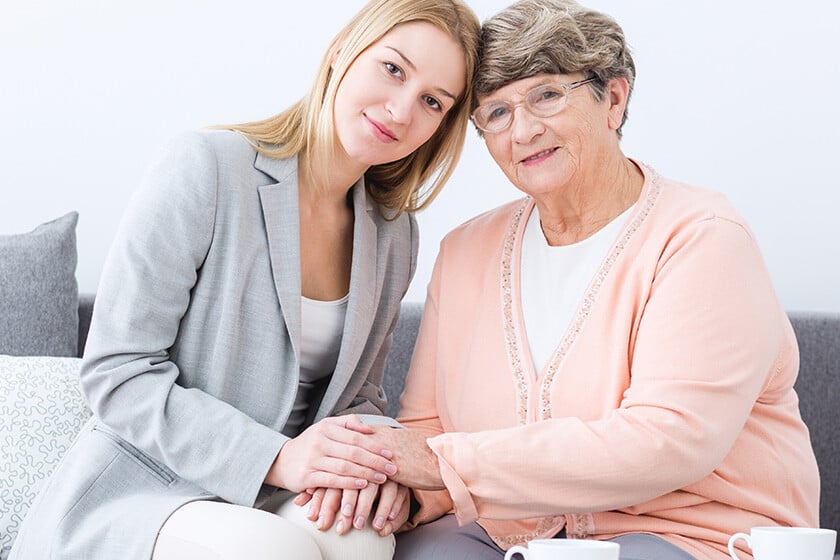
[394,515,698,560]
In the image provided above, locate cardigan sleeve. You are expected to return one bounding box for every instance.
[397,248,455,526]
[424,216,791,524]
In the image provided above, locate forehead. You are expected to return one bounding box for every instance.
[367,20,466,97]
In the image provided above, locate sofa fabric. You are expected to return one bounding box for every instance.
[0,213,79,357]
[0,355,90,559]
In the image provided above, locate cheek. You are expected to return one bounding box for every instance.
[484,137,511,168]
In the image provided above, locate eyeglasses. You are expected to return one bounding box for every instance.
[471,77,597,133]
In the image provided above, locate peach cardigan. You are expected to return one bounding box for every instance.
[398,164,819,560]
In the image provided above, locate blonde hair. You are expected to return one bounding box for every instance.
[475,0,635,136]
[226,0,479,215]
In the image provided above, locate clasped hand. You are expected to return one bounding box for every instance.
[265,415,398,493]
[290,423,446,536]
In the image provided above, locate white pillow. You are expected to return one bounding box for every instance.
[0,355,91,559]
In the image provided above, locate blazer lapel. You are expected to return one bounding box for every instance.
[315,179,378,419]
[255,152,302,361]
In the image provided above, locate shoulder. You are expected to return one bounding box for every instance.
[641,164,754,240]
[156,129,259,171]
[441,197,528,249]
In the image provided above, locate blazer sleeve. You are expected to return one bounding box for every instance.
[80,132,287,506]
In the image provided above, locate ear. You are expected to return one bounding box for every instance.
[605,77,630,132]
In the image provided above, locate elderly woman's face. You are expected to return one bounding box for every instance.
[478,73,614,198]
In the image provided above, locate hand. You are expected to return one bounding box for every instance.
[295,482,410,537]
[265,415,397,493]
[369,426,445,491]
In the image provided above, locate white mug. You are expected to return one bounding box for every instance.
[728,526,836,560]
[504,539,620,560]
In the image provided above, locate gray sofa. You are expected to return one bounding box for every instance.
[1,213,838,557]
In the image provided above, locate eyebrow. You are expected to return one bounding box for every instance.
[386,46,457,101]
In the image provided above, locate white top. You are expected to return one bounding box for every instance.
[282,294,349,437]
[520,204,632,373]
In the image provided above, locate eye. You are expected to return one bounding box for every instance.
[486,104,510,122]
[423,95,443,112]
[384,62,403,80]
[530,87,563,106]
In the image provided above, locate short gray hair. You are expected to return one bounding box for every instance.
[475,0,636,135]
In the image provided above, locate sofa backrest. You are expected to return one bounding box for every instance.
[76,298,840,545]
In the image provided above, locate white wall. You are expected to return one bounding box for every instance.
[3,1,839,311]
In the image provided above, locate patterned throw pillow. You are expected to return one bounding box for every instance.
[0,355,91,559]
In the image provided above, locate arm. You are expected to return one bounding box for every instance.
[81,133,393,505]
[392,251,455,526]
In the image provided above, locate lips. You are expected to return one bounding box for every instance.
[365,115,397,143]
[520,147,558,164]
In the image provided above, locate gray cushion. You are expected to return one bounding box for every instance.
[0,213,79,357]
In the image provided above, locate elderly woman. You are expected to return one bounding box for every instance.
[350,1,820,559]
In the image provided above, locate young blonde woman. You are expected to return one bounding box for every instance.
[8,2,479,559]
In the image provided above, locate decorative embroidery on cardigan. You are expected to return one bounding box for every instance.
[565,512,596,539]
[536,165,663,420]
[500,200,532,425]
[498,166,663,423]
[489,515,564,549]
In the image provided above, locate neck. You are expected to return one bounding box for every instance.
[535,156,643,246]
[298,149,367,207]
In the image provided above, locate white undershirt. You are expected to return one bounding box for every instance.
[520,204,632,373]
[282,294,348,437]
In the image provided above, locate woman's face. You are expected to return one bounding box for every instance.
[478,73,615,199]
[333,21,466,170]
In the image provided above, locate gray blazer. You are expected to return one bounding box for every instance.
[10,130,418,559]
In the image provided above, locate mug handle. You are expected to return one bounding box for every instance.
[728,532,752,560]
[504,545,529,560]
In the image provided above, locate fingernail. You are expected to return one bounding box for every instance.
[336,520,345,534]
[354,515,366,529]
[380,449,393,459]
[374,473,387,483]
[355,479,367,488]
[373,516,386,530]
[317,517,326,530]
[308,504,317,517]
[382,523,393,536]
[385,463,397,475]
[342,503,354,516]
[389,508,399,520]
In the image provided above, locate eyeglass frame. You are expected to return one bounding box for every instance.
[471,76,598,133]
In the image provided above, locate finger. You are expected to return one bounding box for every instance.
[321,421,394,462]
[380,488,411,537]
[371,481,399,532]
[352,483,380,530]
[302,470,372,492]
[336,489,359,535]
[294,488,315,507]
[316,488,342,531]
[306,488,326,521]
[312,455,391,486]
[337,414,375,435]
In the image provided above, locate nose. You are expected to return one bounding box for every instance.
[508,105,543,144]
[385,90,414,125]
